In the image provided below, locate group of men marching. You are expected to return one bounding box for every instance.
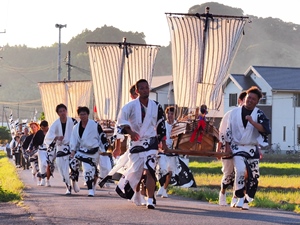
[11,79,191,210]
[11,79,270,211]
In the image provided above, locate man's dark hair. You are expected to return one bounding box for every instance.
[239,91,247,101]
[135,79,148,90]
[56,103,67,113]
[165,106,175,115]
[246,86,262,100]
[77,106,90,115]
[40,120,48,127]
[14,136,20,140]
[129,84,136,96]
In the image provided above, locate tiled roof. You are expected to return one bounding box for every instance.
[251,66,300,91]
[231,74,258,90]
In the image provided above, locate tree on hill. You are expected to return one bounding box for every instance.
[0,126,11,143]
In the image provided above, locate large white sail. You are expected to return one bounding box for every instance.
[38,80,92,125]
[166,11,248,112]
[87,41,160,121]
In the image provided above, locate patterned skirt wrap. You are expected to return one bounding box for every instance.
[73,149,99,186]
[231,145,260,199]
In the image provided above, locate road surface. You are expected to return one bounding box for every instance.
[0,164,299,225]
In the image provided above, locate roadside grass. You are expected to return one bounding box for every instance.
[169,158,300,213]
[0,151,24,202]
[0,150,299,213]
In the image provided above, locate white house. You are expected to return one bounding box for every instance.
[151,66,300,151]
[224,65,300,151]
[150,75,174,108]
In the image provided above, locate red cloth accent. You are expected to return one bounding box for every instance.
[190,119,206,143]
[94,106,97,113]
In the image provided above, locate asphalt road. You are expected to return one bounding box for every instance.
[1,163,299,225]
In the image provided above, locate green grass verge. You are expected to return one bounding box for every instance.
[168,159,300,213]
[0,151,24,202]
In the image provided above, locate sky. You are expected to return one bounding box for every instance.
[0,0,299,48]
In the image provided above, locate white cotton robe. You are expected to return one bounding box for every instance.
[44,117,75,186]
[115,98,166,199]
[70,119,108,186]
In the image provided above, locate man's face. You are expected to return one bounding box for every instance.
[78,111,89,122]
[245,92,259,110]
[136,82,149,99]
[57,107,67,119]
[24,128,29,135]
[40,126,49,133]
[167,111,175,122]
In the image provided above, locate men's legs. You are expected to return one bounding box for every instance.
[219,158,235,206]
[46,165,51,187]
[144,152,157,209]
[15,152,20,167]
[19,152,23,168]
[245,158,260,201]
[160,156,176,198]
[38,150,48,186]
[56,156,71,194]
[98,155,112,187]
[233,155,246,208]
[145,169,155,198]
[30,157,40,185]
[82,161,97,197]
[156,154,168,197]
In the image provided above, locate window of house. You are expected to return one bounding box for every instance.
[259,92,267,104]
[229,93,237,107]
[283,126,286,142]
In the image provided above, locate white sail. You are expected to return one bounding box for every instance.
[87,42,160,121]
[38,80,92,125]
[166,12,248,111]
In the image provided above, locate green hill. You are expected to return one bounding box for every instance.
[1,2,300,120]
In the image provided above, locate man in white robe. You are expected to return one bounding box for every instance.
[218,91,246,206]
[44,104,77,195]
[156,106,178,198]
[115,79,168,209]
[70,106,109,197]
[37,120,51,186]
[98,85,138,189]
[225,86,271,210]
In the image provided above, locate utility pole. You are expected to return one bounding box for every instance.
[0,30,5,83]
[67,50,71,81]
[2,106,9,126]
[293,95,297,147]
[17,103,19,119]
[55,24,67,81]
[1,106,4,126]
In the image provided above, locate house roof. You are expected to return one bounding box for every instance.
[230,74,258,90]
[151,75,173,90]
[250,66,300,91]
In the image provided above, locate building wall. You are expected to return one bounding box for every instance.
[249,72,273,105]
[271,92,300,150]
[150,85,175,110]
[223,80,242,114]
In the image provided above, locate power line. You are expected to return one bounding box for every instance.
[70,64,91,76]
